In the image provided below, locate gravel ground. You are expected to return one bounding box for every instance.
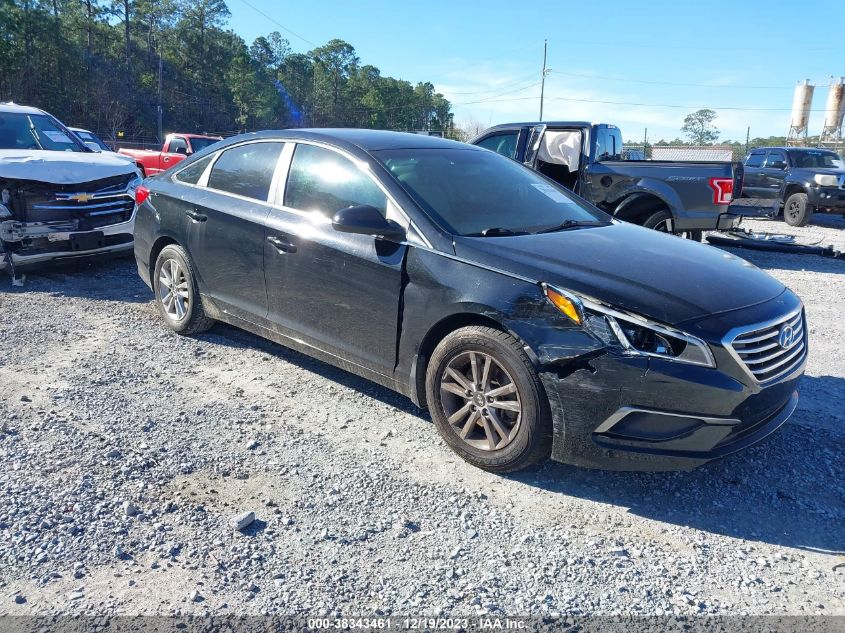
[0,218,843,619]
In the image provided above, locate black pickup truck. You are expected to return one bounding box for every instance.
[741,146,845,226]
[472,122,740,240]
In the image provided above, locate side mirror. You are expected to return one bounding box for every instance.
[332,205,405,240]
[174,146,188,155]
[84,141,102,152]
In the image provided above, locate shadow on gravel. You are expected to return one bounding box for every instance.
[199,314,844,553]
[196,323,427,418]
[2,255,153,303]
[511,373,845,555]
[713,246,845,275]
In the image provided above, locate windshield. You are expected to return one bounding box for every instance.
[74,130,110,151]
[374,148,609,236]
[788,149,844,169]
[189,137,222,152]
[0,112,89,152]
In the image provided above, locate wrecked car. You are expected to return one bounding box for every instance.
[133,130,806,472]
[0,103,142,279]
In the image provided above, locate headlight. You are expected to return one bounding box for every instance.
[813,174,838,187]
[542,284,715,368]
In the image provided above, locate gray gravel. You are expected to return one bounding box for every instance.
[0,218,843,618]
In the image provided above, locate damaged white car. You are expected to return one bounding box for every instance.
[0,103,142,281]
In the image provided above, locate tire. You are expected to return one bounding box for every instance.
[137,164,146,178]
[642,209,674,233]
[783,192,813,227]
[642,210,702,240]
[425,326,552,473]
[153,244,214,335]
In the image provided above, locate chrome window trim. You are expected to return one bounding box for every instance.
[279,139,432,248]
[721,306,807,385]
[168,136,434,248]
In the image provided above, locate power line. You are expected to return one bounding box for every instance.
[547,70,794,90]
[452,81,542,105]
[232,0,318,47]
[458,94,835,112]
[546,37,842,53]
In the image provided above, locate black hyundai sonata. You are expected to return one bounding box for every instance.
[132,130,806,472]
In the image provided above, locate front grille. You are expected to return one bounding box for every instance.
[21,175,135,227]
[727,310,806,383]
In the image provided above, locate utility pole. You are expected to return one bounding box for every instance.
[745,126,750,155]
[156,53,163,143]
[539,39,550,121]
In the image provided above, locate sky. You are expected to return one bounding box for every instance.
[227,0,845,142]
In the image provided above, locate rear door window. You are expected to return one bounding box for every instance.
[206,142,285,201]
[745,152,765,168]
[476,132,520,160]
[168,137,189,154]
[764,150,787,168]
[284,144,387,217]
[175,154,214,185]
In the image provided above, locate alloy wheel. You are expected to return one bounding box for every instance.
[158,258,190,321]
[439,351,522,451]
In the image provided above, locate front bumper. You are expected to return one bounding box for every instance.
[538,297,806,471]
[0,216,135,271]
[807,186,845,212]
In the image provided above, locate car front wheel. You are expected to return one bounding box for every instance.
[153,244,214,335]
[425,326,552,472]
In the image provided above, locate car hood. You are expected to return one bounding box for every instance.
[0,149,139,184]
[452,222,786,326]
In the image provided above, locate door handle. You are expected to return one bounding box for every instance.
[185,209,207,222]
[267,235,297,254]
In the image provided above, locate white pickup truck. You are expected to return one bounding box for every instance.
[0,103,142,281]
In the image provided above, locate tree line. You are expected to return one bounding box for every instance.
[0,0,454,142]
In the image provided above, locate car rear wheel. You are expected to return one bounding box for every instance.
[784,192,813,227]
[425,326,552,472]
[153,245,214,335]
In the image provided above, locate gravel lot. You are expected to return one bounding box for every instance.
[0,217,843,619]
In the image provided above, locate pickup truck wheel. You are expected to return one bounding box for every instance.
[642,209,674,233]
[784,193,813,227]
[153,245,214,335]
[426,326,552,473]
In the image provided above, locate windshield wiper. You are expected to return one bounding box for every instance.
[535,219,603,234]
[465,227,529,237]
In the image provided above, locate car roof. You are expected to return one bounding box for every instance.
[483,121,594,131]
[0,102,48,115]
[750,146,837,153]
[211,129,475,153]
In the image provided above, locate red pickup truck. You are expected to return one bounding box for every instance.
[118,133,222,177]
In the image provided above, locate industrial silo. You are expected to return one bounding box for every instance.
[787,79,814,146]
[819,77,845,145]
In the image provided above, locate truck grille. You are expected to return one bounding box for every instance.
[727,310,806,383]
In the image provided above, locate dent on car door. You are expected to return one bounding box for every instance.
[182,141,287,321]
[264,142,408,376]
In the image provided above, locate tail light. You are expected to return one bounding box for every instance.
[709,177,733,205]
[135,185,150,206]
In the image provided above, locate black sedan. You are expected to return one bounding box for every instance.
[132,130,806,472]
